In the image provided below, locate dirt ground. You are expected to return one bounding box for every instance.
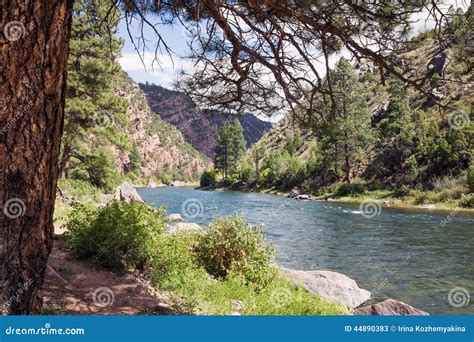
[41,240,184,315]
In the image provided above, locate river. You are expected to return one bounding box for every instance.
[137,187,474,315]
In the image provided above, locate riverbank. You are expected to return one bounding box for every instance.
[203,183,474,215]
[52,184,473,315]
[51,196,351,316]
[52,194,429,316]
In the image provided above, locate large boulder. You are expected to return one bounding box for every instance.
[166,222,202,235]
[281,268,371,308]
[115,182,144,203]
[168,213,184,222]
[147,179,159,188]
[355,299,429,316]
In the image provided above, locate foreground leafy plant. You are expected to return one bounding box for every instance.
[64,200,167,271]
[195,215,274,287]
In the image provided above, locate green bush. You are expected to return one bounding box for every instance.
[158,173,173,186]
[200,168,219,187]
[468,164,474,193]
[431,184,468,202]
[412,190,428,205]
[335,182,366,196]
[82,148,121,192]
[57,179,102,198]
[392,185,410,198]
[196,215,274,287]
[64,200,167,271]
[149,232,201,288]
[240,159,254,183]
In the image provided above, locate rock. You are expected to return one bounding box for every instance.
[168,213,184,222]
[288,188,302,198]
[281,268,371,308]
[418,204,436,210]
[296,194,310,200]
[166,222,202,235]
[147,179,159,188]
[355,299,429,316]
[327,198,335,202]
[115,182,144,203]
[427,51,446,76]
[431,87,445,100]
[231,299,245,312]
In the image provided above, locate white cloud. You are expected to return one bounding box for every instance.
[119,52,194,87]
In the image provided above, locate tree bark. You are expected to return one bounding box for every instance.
[0,0,73,314]
[344,142,351,184]
[59,144,72,179]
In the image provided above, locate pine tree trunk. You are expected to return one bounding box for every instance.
[59,145,73,179]
[0,0,73,314]
[344,143,351,184]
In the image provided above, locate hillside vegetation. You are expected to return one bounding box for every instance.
[140,83,272,156]
[58,0,210,197]
[208,11,473,209]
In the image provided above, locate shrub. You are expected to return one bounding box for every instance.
[431,175,461,191]
[392,185,410,198]
[431,184,468,202]
[196,215,274,287]
[83,147,121,192]
[412,190,428,205]
[158,173,173,186]
[335,182,366,196]
[149,232,201,288]
[468,164,474,193]
[57,179,102,198]
[64,200,167,271]
[200,168,219,187]
[240,160,254,183]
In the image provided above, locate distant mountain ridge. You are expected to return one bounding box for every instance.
[115,73,210,181]
[139,84,273,156]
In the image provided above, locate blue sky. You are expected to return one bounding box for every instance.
[118,18,193,87]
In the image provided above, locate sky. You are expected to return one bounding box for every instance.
[118,19,191,87]
[118,1,469,89]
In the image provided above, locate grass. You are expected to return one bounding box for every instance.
[154,260,350,315]
[316,188,473,214]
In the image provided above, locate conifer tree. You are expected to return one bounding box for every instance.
[214,119,246,178]
[60,0,127,183]
[316,58,372,183]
